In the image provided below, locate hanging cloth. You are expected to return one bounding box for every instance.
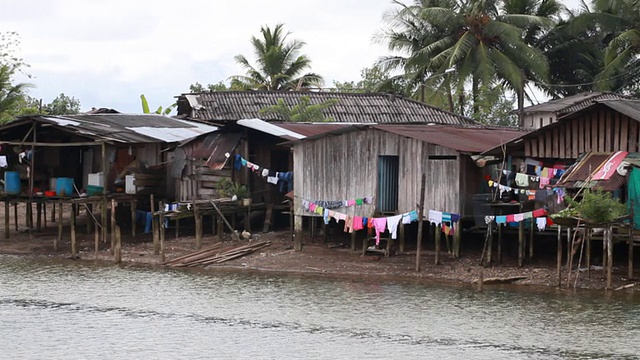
[386,215,402,240]
[372,218,387,245]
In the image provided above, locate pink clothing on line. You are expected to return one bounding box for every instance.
[352,216,364,231]
[372,218,387,245]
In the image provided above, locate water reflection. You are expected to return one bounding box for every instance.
[0,255,638,359]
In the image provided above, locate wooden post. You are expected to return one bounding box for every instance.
[529,217,535,261]
[415,173,426,271]
[71,204,77,258]
[310,216,316,243]
[51,200,55,223]
[110,199,116,254]
[557,225,562,288]
[194,201,202,250]
[399,222,405,253]
[497,224,502,264]
[159,201,166,263]
[487,222,493,265]
[4,201,9,239]
[586,225,592,278]
[606,225,613,290]
[43,202,47,228]
[56,202,62,252]
[86,203,93,234]
[324,221,329,244]
[454,222,461,258]
[114,225,122,264]
[94,220,99,258]
[36,202,42,232]
[518,221,524,267]
[435,223,441,265]
[150,194,159,255]
[101,141,108,246]
[350,228,356,251]
[217,215,223,242]
[131,200,137,238]
[14,202,18,231]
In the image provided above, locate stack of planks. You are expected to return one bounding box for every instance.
[164,241,271,268]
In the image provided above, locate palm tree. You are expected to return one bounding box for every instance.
[0,64,32,123]
[229,24,323,91]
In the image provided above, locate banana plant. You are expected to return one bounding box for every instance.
[140,94,176,115]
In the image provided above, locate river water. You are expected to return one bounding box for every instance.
[0,255,638,359]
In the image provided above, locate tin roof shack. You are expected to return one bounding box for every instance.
[0,114,216,200]
[518,92,628,130]
[291,124,524,250]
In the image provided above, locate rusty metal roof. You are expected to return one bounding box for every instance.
[181,132,242,170]
[276,122,354,137]
[521,92,628,114]
[4,114,217,144]
[177,91,476,125]
[373,124,526,153]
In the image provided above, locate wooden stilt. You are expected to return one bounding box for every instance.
[294,215,302,251]
[36,202,42,232]
[14,202,18,231]
[159,201,166,263]
[529,217,534,261]
[518,221,524,267]
[101,199,107,244]
[86,203,93,234]
[399,222,405,253]
[43,202,47,228]
[114,225,122,264]
[557,225,562,288]
[194,201,202,250]
[71,204,77,258]
[386,232,393,257]
[487,222,493,265]
[56,203,62,252]
[350,228,356,251]
[263,203,273,233]
[323,221,328,244]
[51,200,55,223]
[131,200,137,238]
[454,222,461,258]
[497,224,502,264]
[310,216,316,243]
[4,201,9,239]
[25,202,31,228]
[415,173,426,271]
[629,203,634,280]
[94,219,99,258]
[110,199,116,254]
[217,215,223,242]
[435,224,441,265]
[101,141,108,246]
[606,225,613,290]
[151,195,159,255]
[175,218,179,240]
[586,226,592,278]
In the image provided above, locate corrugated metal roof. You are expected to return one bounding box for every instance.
[373,124,526,153]
[277,122,357,137]
[8,114,217,144]
[521,92,627,114]
[594,99,640,122]
[237,119,305,141]
[177,91,476,125]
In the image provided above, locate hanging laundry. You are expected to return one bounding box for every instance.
[362,217,368,227]
[277,172,293,192]
[335,212,347,221]
[234,154,243,170]
[523,212,533,220]
[496,216,507,224]
[428,210,443,225]
[441,212,452,224]
[353,216,364,231]
[355,198,364,206]
[484,216,495,224]
[344,216,354,233]
[532,208,547,218]
[267,176,278,185]
[536,217,547,231]
[372,217,387,245]
[347,199,356,207]
[515,173,529,187]
[386,215,402,240]
[364,197,374,204]
[409,211,419,222]
[402,213,412,225]
[514,213,525,222]
[314,205,324,215]
[323,209,330,225]
[261,169,269,177]
[309,203,317,212]
[539,177,550,189]
[506,214,515,222]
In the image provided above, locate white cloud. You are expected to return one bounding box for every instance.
[6,0,586,113]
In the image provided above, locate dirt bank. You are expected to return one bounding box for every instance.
[0,202,636,293]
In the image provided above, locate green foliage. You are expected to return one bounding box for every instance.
[332,66,406,94]
[0,32,33,123]
[215,179,248,199]
[229,24,324,90]
[565,189,628,224]
[259,96,337,122]
[189,81,234,92]
[44,93,80,115]
[140,94,176,115]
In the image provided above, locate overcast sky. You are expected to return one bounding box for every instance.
[5,0,584,114]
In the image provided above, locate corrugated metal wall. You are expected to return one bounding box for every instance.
[377,156,399,212]
[293,128,461,218]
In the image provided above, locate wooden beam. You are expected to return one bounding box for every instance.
[415,173,426,271]
[0,140,102,147]
[557,225,562,288]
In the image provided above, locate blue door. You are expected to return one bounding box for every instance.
[377,155,399,213]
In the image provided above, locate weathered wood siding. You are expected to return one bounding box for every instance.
[293,128,461,218]
[524,106,639,159]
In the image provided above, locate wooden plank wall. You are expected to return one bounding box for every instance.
[523,107,639,159]
[293,128,462,217]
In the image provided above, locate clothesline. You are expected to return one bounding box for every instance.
[487,180,566,203]
[301,196,374,210]
[484,208,549,231]
[229,153,293,192]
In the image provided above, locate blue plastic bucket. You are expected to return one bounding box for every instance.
[4,171,20,194]
[56,177,74,197]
